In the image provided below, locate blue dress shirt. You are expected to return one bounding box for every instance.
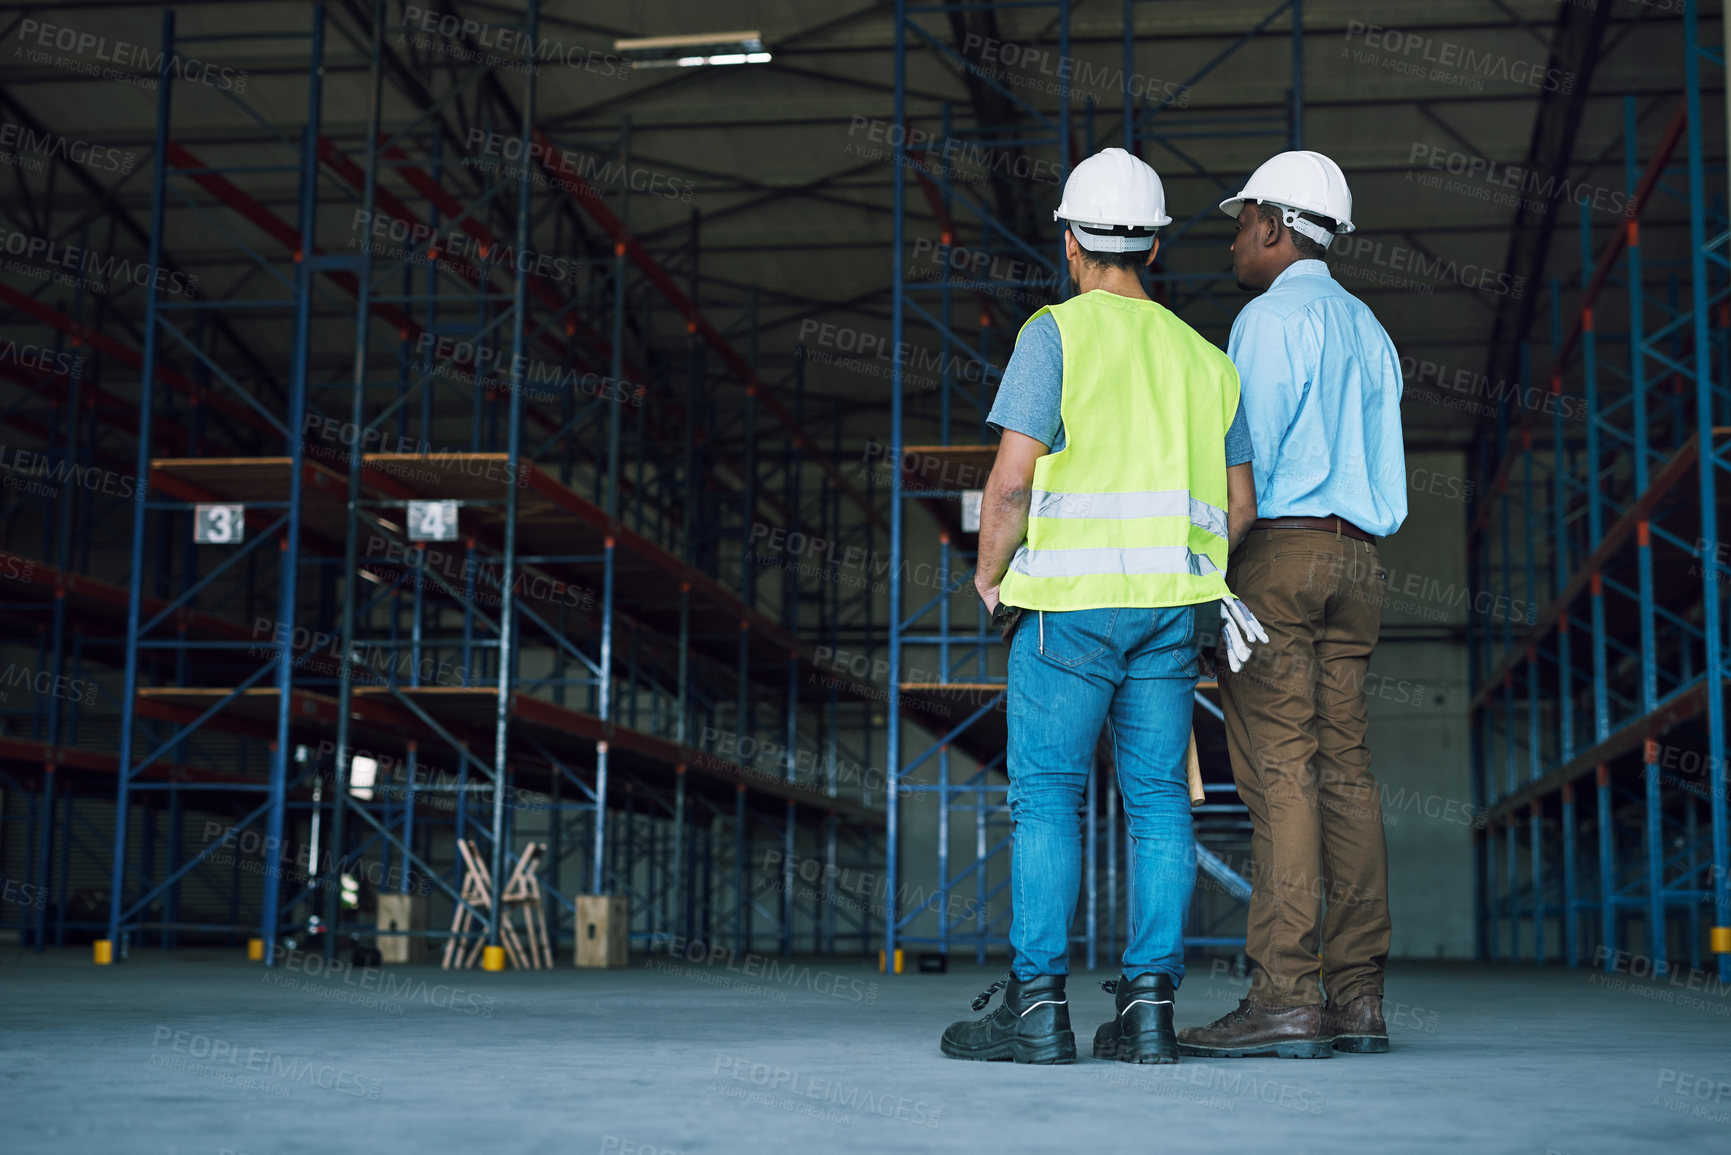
[1226,260,1407,537]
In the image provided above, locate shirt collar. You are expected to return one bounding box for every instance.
[1269,258,1333,290]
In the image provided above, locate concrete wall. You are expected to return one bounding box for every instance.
[1368,448,1476,959]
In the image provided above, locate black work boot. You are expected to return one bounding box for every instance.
[940,974,1076,1064]
[1092,973,1179,1064]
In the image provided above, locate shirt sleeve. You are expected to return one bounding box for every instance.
[1227,303,1308,489]
[1224,400,1253,468]
[986,313,1063,449]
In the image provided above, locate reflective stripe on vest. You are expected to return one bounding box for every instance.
[1027,489,1228,541]
[1008,543,1223,580]
[996,290,1241,611]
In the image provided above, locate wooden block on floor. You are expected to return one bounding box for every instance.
[376,893,429,964]
[574,895,629,968]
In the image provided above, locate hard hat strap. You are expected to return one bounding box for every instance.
[1276,205,1335,249]
[1068,221,1159,253]
[1073,222,1159,240]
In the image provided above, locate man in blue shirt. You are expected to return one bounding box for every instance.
[1177,151,1407,1060]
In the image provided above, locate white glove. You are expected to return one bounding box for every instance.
[1219,597,1270,673]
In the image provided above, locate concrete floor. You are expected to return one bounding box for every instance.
[2,947,1727,1154]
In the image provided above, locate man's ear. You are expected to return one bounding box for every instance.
[1259,212,1282,250]
[1144,237,1161,267]
[1063,229,1078,262]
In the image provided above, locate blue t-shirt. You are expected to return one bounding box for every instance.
[986,312,1253,464]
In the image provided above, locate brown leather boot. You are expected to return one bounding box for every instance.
[1176,999,1333,1059]
[1322,993,1389,1053]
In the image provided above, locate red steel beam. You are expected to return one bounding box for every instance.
[0,549,250,643]
[1559,102,1686,371]
[0,733,236,788]
[320,135,789,525]
[167,141,419,344]
[313,136,690,518]
[365,139,796,518]
[1472,100,1687,535]
[908,142,1002,333]
[0,344,199,455]
[530,130,884,531]
[1469,431,1705,713]
[370,144,642,375]
[170,143,587,465]
[177,138,699,526]
[0,282,268,440]
[319,136,619,381]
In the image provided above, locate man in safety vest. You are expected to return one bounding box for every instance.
[1176,151,1406,1060]
[940,148,1266,1065]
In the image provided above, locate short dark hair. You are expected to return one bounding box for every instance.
[1069,225,1156,273]
[1254,202,1333,260]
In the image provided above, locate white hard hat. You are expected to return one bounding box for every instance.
[1055,147,1171,251]
[1219,150,1355,248]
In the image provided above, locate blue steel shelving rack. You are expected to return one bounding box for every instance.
[1469,0,1731,983]
[1128,0,1304,322]
[0,156,275,950]
[105,5,333,959]
[55,2,887,964]
[884,0,1072,972]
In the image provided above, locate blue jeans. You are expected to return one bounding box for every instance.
[1007,605,1198,983]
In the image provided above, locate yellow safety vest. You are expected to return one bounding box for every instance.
[997,290,1240,611]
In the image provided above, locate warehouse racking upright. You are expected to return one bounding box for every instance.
[1126,0,1304,321]
[1468,0,1731,984]
[0,1,898,965]
[0,29,295,949]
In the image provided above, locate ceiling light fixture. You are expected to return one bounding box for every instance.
[615,31,771,69]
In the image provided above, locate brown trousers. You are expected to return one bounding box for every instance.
[1218,527,1391,1008]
